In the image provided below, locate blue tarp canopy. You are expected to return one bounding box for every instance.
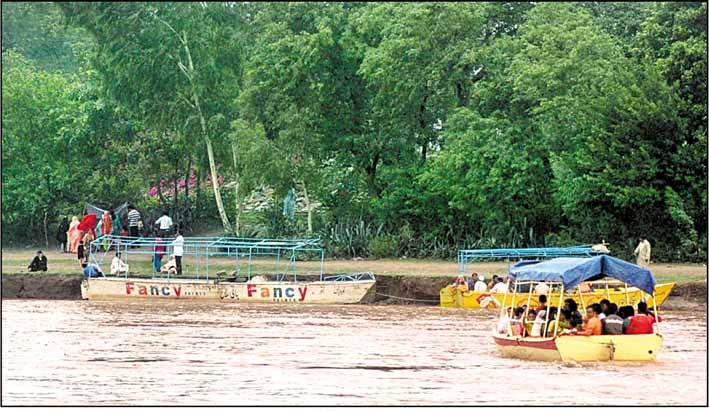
[508,255,656,295]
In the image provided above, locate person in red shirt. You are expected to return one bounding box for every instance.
[626,302,659,334]
[577,303,603,336]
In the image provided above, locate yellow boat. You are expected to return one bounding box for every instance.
[493,334,663,362]
[440,282,675,309]
[491,255,663,362]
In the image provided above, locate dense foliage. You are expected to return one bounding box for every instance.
[2,2,706,262]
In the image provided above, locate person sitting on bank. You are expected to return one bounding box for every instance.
[490,277,508,294]
[161,255,178,275]
[602,303,624,335]
[82,262,103,278]
[110,252,130,275]
[474,274,487,292]
[625,302,660,334]
[28,250,48,272]
[576,303,603,336]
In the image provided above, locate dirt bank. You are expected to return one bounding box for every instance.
[2,274,83,299]
[2,273,706,309]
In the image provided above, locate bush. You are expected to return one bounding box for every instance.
[368,235,399,259]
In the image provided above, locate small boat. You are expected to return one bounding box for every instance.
[81,235,375,304]
[440,282,675,309]
[492,255,663,362]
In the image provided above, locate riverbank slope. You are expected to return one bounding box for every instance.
[2,273,706,309]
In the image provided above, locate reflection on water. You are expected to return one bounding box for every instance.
[2,300,706,405]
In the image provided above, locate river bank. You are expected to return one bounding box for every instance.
[2,273,706,309]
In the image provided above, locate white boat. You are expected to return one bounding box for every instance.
[83,235,375,304]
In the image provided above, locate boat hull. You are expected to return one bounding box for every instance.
[441,283,675,309]
[493,334,663,362]
[81,277,375,304]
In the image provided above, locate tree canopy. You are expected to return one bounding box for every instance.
[2,2,706,262]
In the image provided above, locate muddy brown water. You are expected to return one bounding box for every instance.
[1,300,706,405]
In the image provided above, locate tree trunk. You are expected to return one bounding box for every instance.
[301,180,313,235]
[231,141,241,235]
[181,31,231,232]
[43,211,49,249]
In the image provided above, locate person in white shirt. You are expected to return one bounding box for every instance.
[154,211,174,237]
[474,275,488,292]
[172,230,184,275]
[490,277,508,294]
[497,307,512,334]
[110,252,129,275]
[534,282,549,295]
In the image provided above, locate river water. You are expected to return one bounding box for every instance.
[1,300,706,406]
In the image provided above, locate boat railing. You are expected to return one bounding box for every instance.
[88,234,326,282]
[458,246,608,274]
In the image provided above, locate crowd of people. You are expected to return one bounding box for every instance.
[33,204,185,277]
[497,297,661,338]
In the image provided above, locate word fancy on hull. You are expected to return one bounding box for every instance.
[81,235,375,304]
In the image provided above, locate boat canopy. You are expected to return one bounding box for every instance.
[508,255,656,295]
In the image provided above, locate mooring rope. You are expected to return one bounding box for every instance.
[375,292,440,303]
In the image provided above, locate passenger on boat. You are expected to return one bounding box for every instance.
[617,305,635,332]
[564,298,581,318]
[466,273,478,291]
[625,302,660,334]
[598,299,611,320]
[450,276,468,292]
[497,307,512,334]
[531,309,547,337]
[602,303,624,335]
[510,307,525,336]
[487,275,499,290]
[545,308,565,336]
[534,282,549,295]
[474,275,487,292]
[563,316,582,335]
[577,303,603,336]
[490,277,508,294]
[81,262,103,278]
[524,309,537,337]
[110,252,129,275]
[535,294,547,314]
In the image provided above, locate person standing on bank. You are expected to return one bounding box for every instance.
[154,211,173,238]
[56,217,69,253]
[634,236,652,266]
[127,205,142,238]
[172,229,184,275]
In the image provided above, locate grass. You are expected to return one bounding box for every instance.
[2,248,706,284]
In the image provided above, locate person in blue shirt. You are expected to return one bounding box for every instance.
[81,262,104,278]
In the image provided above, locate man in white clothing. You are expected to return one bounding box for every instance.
[490,277,508,293]
[534,282,549,295]
[474,275,488,292]
[110,252,129,275]
[172,229,184,275]
[154,211,174,238]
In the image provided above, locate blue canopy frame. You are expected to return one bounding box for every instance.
[508,255,657,295]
